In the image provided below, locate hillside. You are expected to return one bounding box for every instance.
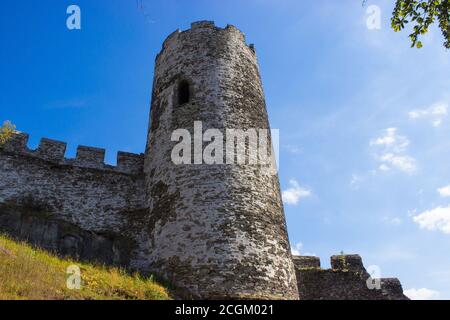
[0,234,170,300]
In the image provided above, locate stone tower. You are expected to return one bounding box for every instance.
[144,21,298,299]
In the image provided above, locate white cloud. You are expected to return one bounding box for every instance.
[379,153,416,174]
[284,144,302,155]
[438,185,450,197]
[408,102,448,127]
[370,128,409,152]
[282,179,311,205]
[404,288,440,300]
[291,242,316,256]
[382,216,402,226]
[413,205,450,234]
[370,128,409,153]
[370,128,417,174]
[432,119,443,127]
[291,242,303,255]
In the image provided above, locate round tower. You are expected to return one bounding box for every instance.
[144,21,299,299]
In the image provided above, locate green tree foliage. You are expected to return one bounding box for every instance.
[0,121,16,145]
[392,0,450,48]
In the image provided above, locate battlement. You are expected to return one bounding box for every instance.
[292,254,367,273]
[0,132,144,175]
[190,20,215,29]
[160,20,254,56]
[292,256,321,269]
[37,138,67,161]
[293,254,409,300]
[330,254,366,273]
[75,145,106,169]
[3,132,29,151]
[117,152,145,174]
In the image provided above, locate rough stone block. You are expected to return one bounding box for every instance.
[75,145,105,169]
[116,152,144,174]
[191,20,215,29]
[331,254,366,274]
[2,132,29,153]
[36,138,66,161]
[292,255,321,269]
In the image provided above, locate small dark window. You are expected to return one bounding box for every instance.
[178,80,190,105]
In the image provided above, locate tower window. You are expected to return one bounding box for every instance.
[178,80,190,105]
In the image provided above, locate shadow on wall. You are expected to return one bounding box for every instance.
[0,198,134,267]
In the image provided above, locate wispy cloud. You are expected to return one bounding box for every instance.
[382,216,402,226]
[378,153,416,173]
[404,288,440,300]
[370,128,417,174]
[283,144,302,155]
[437,185,450,198]
[291,242,303,255]
[282,179,311,205]
[408,102,448,127]
[413,206,450,234]
[350,174,363,189]
[370,128,409,152]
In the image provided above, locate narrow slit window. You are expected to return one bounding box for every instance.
[178,80,190,105]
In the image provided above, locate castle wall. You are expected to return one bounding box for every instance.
[0,133,146,267]
[144,21,298,299]
[293,255,409,300]
[0,21,410,301]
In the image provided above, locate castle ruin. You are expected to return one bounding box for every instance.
[0,21,408,300]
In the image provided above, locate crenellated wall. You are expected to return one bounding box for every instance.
[0,21,410,300]
[0,132,147,267]
[293,254,409,300]
[2,132,144,174]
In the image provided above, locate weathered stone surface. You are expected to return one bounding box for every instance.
[0,140,146,268]
[0,21,409,300]
[293,256,321,269]
[0,203,133,266]
[294,255,409,300]
[144,21,298,299]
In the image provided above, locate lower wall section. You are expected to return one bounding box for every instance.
[294,255,409,300]
[0,148,149,270]
[0,203,134,267]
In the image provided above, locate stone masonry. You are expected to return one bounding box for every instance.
[0,21,408,300]
[144,20,297,299]
[294,255,409,300]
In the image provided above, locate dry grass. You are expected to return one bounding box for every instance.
[0,234,170,300]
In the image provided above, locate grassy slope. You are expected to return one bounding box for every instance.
[0,234,170,300]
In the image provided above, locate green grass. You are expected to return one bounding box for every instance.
[0,234,170,300]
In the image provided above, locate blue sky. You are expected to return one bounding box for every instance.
[1,0,450,300]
